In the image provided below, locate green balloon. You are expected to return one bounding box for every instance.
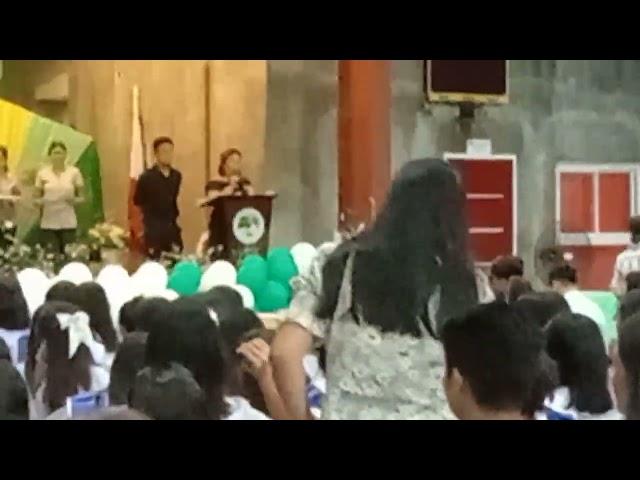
[237,257,268,294]
[168,262,202,296]
[173,260,201,274]
[240,254,266,269]
[256,280,290,313]
[267,248,299,287]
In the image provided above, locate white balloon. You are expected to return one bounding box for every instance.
[17,268,51,316]
[132,261,168,296]
[153,289,179,302]
[57,262,93,285]
[232,284,255,310]
[199,260,237,292]
[290,242,317,277]
[96,265,129,289]
[96,265,134,330]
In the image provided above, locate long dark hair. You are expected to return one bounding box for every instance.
[32,302,94,411]
[317,159,478,337]
[192,286,243,324]
[46,281,76,304]
[126,297,172,334]
[0,273,31,330]
[618,313,640,420]
[46,281,119,352]
[145,298,228,419]
[512,291,571,329]
[75,282,118,352]
[546,313,613,414]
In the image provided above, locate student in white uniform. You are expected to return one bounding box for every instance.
[34,141,85,254]
[543,313,622,420]
[0,274,31,378]
[613,313,640,420]
[549,263,608,347]
[28,302,110,420]
[611,216,640,296]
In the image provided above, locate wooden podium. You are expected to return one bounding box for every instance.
[207,194,276,265]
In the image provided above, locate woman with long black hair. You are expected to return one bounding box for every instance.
[543,313,622,420]
[315,159,478,420]
[28,302,110,419]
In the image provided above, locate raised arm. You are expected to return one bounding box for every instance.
[270,321,315,420]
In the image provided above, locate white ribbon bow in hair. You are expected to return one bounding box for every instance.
[56,312,94,359]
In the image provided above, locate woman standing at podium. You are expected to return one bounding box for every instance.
[202,148,254,204]
[196,148,254,257]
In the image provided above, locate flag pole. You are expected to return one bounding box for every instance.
[204,61,211,182]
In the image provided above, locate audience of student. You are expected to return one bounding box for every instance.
[613,312,640,420]
[441,302,549,420]
[0,274,31,376]
[3,176,636,421]
[130,363,209,420]
[512,291,571,329]
[108,332,148,405]
[549,263,608,346]
[544,313,622,420]
[28,302,110,419]
[489,255,524,301]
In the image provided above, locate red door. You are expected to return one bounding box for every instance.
[448,156,516,264]
[557,168,635,290]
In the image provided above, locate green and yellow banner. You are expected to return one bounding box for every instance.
[0,98,104,241]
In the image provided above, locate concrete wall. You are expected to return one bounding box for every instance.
[0,60,71,124]
[264,60,339,247]
[390,60,640,277]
